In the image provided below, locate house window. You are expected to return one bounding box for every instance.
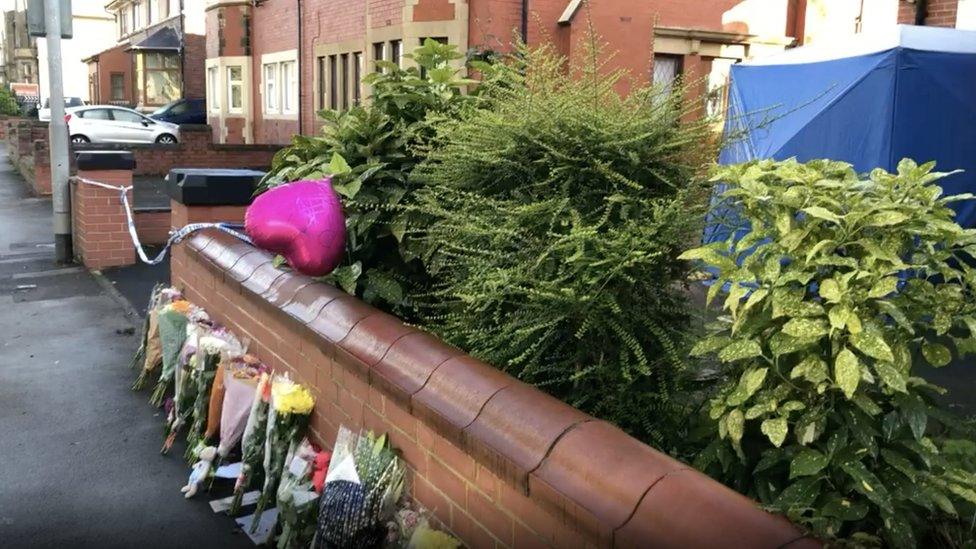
[146,0,153,24]
[352,52,362,105]
[110,73,125,101]
[136,52,181,106]
[372,42,385,72]
[339,54,349,110]
[263,63,277,113]
[328,55,337,110]
[132,1,141,30]
[316,56,325,109]
[281,60,297,113]
[390,40,402,68]
[207,66,218,110]
[652,54,682,98]
[119,8,129,36]
[227,66,243,112]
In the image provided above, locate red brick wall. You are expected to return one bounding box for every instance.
[898,0,958,26]
[184,34,208,100]
[170,224,815,549]
[414,0,455,21]
[71,170,136,270]
[134,210,171,245]
[91,44,134,105]
[72,127,280,176]
[209,3,251,58]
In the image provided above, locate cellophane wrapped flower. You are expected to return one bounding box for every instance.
[229,371,273,515]
[161,330,201,454]
[215,356,264,463]
[275,439,330,549]
[150,301,206,407]
[185,329,244,459]
[251,375,316,531]
[315,428,405,549]
[130,283,166,371]
[132,288,183,390]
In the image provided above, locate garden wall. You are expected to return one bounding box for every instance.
[169,205,817,548]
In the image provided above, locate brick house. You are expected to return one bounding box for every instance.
[205,0,804,145]
[83,0,207,110]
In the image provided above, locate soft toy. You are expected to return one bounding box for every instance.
[181,445,217,499]
[245,179,346,276]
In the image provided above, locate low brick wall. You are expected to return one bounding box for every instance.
[134,210,171,246]
[71,167,136,270]
[170,216,816,548]
[72,126,280,176]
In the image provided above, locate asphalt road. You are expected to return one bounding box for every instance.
[0,153,252,548]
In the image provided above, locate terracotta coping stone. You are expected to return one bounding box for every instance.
[183,230,814,548]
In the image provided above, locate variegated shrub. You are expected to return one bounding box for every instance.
[685,159,976,547]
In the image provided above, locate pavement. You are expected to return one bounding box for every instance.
[0,152,252,548]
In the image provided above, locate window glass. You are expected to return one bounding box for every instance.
[372,42,384,72]
[228,66,243,111]
[353,52,362,105]
[264,64,277,112]
[328,55,337,110]
[110,73,124,101]
[145,71,180,105]
[112,109,145,123]
[339,54,348,110]
[207,66,218,110]
[82,109,112,120]
[316,56,326,109]
[390,40,402,68]
[281,61,296,113]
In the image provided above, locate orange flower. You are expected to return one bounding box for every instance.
[167,300,193,315]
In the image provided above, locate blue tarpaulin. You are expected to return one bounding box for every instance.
[706,25,976,243]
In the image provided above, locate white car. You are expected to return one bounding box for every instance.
[38,97,85,121]
[66,106,180,144]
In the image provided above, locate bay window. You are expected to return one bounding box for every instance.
[135,52,181,107]
[227,66,243,113]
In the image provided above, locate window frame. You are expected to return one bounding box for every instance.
[280,60,297,114]
[226,65,243,113]
[110,72,125,102]
[207,65,219,112]
[263,63,278,113]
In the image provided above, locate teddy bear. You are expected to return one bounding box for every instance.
[181,445,217,499]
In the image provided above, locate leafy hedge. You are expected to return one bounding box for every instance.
[684,159,976,547]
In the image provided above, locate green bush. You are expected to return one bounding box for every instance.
[412,45,717,446]
[257,39,475,315]
[684,159,976,546]
[0,87,20,116]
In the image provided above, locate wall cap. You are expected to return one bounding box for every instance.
[167,168,264,206]
[75,150,137,171]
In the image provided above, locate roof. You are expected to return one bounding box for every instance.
[128,26,181,52]
[745,25,976,66]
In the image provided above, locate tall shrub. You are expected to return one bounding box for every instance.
[412,45,717,445]
[685,159,976,546]
[257,40,475,315]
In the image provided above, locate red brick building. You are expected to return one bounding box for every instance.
[205,0,804,145]
[84,0,207,110]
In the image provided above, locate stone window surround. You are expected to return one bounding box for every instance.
[205,56,253,143]
[260,49,299,120]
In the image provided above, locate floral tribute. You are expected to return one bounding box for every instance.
[127,286,458,547]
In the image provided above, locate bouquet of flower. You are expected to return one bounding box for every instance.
[214,355,264,462]
[229,371,273,515]
[314,428,405,548]
[185,328,245,459]
[161,333,201,454]
[251,375,316,531]
[275,439,331,549]
[150,300,205,407]
[132,287,183,390]
[130,283,166,371]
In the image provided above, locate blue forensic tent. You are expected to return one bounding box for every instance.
[705,25,976,243]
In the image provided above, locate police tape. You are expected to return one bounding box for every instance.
[72,175,252,265]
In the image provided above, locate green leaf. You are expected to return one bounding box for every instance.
[790,449,828,479]
[867,211,909,227]
[802,206,843,224]
[769,332,818,357]
[326,152,352,176]
[880,449,918,481]
[948,484,976,505]
[819,279,842,303]
[726,409,745,443]
[772,477,822,512]
[921,343,951,367]
[718,339,763,362]
[821,498,869,521]
[689,336,731,357]
[840,459,894,514]
[726,367,769,406]
[761,418,788,447]
[868,277,900,299]
[828,304,854,330]
[805,239,836,262]
[850,324,894,362]
[330,261,363,294]
[835,348,860,399]
[791,355,829,384]
[781,317,829,339]
[873,361,907,392]
[853,394,882,416]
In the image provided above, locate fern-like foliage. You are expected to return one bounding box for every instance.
[412,43,718,445]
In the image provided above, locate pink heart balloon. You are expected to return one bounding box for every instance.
[245,179,346,276]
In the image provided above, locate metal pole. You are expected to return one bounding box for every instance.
[44,0,71,263]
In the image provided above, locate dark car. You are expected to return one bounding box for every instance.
[149,98,206,125]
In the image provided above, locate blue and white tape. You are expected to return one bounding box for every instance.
[72,176,252,265]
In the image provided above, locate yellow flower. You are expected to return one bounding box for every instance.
[408,526,460,549]
[165,300,192,315]
[271,376,315,415]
